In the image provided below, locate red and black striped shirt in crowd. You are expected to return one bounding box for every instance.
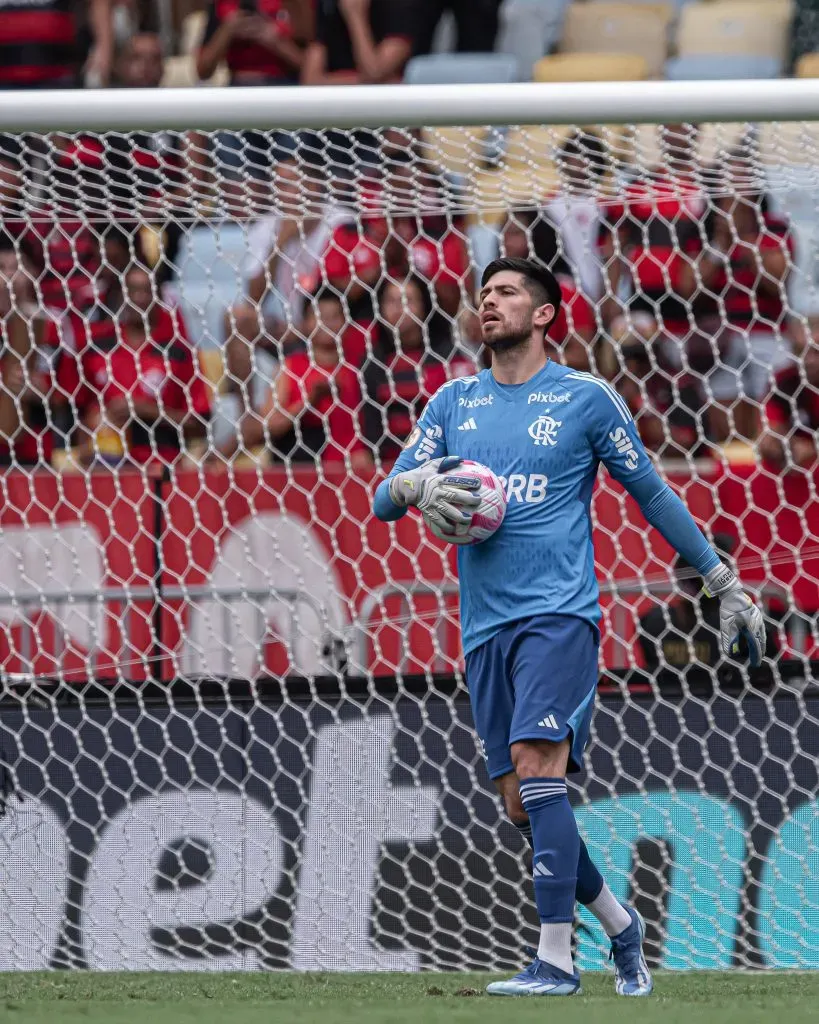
[360,348,475,463]
[0,0,78,87]
[710,212,794,333]
[603,177,711,334]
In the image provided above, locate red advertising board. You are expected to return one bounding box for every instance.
[0,464,813,679]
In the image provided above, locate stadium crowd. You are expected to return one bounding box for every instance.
[0,0,815,479]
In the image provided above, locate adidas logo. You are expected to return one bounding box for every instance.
[533,861,554,878]
[537,714,558,730]
[458,417,478,431]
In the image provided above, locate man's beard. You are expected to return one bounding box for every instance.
[483,325,531,353]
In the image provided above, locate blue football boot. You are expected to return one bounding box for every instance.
[486,957,581,996]
[610,907,653,996]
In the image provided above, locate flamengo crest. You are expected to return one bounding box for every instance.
[528,414,562,447]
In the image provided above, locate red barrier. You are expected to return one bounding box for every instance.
[0,464,815,678]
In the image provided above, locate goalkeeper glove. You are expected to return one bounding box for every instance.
[388,456,480,542]
[703,563,766,667]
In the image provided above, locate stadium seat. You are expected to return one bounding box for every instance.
[796,52,819,78]
[160,55,229,88]
[403,52,520,85]
[199,350,226,395]
[421,126,495,177]
[595,0,692,13]
[496,0,572,79]
[676,2,792,62]
[560,3,669,78]
[533,53,649,82]
[665,54,784,79]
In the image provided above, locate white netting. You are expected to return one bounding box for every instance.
[0,118,818,972]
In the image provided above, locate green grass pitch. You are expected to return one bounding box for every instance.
[1,971,819,1024]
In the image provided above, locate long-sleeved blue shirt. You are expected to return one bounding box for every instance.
[374,361,719,655]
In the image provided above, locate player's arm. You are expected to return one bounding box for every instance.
[372,400,479,537]
[586,379,766,665]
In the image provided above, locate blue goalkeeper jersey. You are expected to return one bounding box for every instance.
[375,360,719,655]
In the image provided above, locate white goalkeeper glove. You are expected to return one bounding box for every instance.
[388,456,480,542]
[703,563,766,667]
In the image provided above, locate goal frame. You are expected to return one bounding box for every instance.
[3,78,819,134]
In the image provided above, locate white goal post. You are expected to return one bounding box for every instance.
[3,78,819,131]
[0,80,818,974]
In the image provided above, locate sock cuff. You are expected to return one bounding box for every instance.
[519,777,567,808]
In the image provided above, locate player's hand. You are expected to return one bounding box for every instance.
[388,456,480,532]
[704,564,766,667]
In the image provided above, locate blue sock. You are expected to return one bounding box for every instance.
[519,777,579,924]
[576,837,604,905]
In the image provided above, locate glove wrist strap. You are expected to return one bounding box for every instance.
[703,563,737,598]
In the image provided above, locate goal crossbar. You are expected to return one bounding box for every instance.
[4,79,819,133]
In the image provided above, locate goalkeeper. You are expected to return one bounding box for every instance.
[373,257,765,996]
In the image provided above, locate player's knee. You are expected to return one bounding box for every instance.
[511,739,570,780]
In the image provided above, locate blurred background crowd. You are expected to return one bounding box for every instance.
[0,0,818,479]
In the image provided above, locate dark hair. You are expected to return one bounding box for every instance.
[310,286,343,308]
[481,257,562,318]
[558,130,608,181]
[499,207,573,277]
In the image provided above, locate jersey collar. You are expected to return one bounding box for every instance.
[486,359,554,403]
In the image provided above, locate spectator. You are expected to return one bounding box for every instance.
[30,139,116,316]
[679,147,794,442]
[225,157,352,415]
[639,538,777,672]
[601,124,708,331]
[638,552,724,673]
[0,0,114,89]
[609,313,710,460]
[497,206,597,372]
[387,213,470,317]
[413,0,501,56]
[497,207,557,271]
[542,132,609,302]
[199,1,313,177]
[318,203,470,333]
[760,316,819,471]
[302,0,414,85]
[222,288,372,470]
[361,276,473,463]
[110,36,191,215]
[197,0,312,85]
[791,0,819,71]
[301,0,417,168]
[0,242,52,467]
[244,159,348,312]
[547,277,597,372]
[73,266,210,468]
[116,29,163,87]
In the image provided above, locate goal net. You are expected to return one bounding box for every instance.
[0,95,818,972]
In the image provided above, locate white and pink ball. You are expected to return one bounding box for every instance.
[441,459,507,545]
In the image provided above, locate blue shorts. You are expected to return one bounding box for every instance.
[464,614,599,779]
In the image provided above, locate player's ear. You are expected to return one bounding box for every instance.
[533,303,555,331]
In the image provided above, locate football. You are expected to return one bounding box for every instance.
[440,459,507,545]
